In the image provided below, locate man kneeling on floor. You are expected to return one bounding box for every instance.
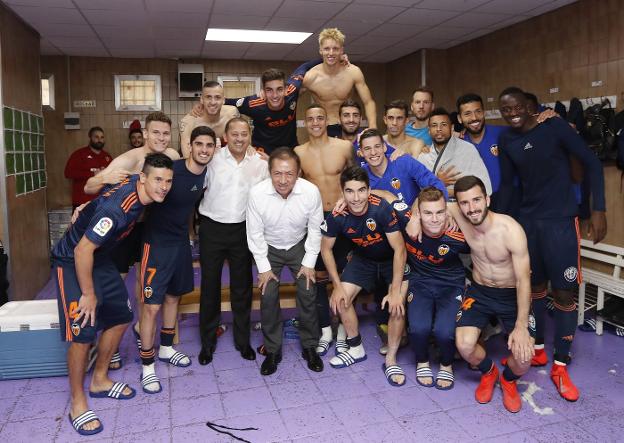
[246,147,325,375]
[321,166,409,385]
[407,175,535,412]
[393,187,468,390]
[52,153,173,435]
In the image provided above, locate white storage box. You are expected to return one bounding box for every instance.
[0,299,69,379]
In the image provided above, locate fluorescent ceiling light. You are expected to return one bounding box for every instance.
[205,28,311,44]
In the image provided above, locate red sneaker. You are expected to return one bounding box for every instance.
[531,348,548,366]
[551,364,580,402]
[475,364,499,404]
[500,375,522,413]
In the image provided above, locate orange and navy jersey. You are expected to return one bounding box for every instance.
[321,194,400,262]
[52,174,145,262]
[224,59,321,154]
[393,200,470,286]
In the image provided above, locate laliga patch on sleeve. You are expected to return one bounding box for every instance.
[393,202,408,211]
[320,220,328,232]
[236,98,244,107]
[92,217,113,237]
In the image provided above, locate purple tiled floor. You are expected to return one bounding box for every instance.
[2,271,624,442]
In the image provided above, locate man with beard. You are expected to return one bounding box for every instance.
[129,128,144,150]
[418,108,491,197]
[65,127,112,210]
[180,81,239,158]
[408,175,535,412]
[497,87,607,402]
[405,87,434,145]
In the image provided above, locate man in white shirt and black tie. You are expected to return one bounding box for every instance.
[198,117,269,365]
[246,147,325,375]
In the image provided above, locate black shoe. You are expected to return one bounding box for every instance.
[260,353,282,376]
[236,345,256,361]
[302,347,324,372]
[198,346,214,366]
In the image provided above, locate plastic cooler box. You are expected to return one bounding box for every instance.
[0,299,69,380]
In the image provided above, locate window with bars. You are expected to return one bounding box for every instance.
[114,75,161,111]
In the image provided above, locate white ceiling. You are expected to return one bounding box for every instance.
[5,0,577,62]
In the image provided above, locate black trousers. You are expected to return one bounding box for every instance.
[199,216,253,350]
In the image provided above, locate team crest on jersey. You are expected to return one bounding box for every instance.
[404,263,410,275]
[320,220,328,232]
[407,292,414,303]
[71,323,81,336]
[236,98,244,107]
[93,217,113,237]
[437,244,450,256]
[490,144,499,156]
[290,101,297,111]
[528,314,536,332]
[143,286,153,299]
[391,178,401,190]
[393,202,408,211]
[563,266,578,282]
[366,218,376,231]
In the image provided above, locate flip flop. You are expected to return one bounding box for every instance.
[108,352,123,371]
[141,372,162,394]
[435,369,455,390]
[383,363,406,387]
[158,351,191,367]
[334,339,349,355]
[416,366,435,387]
[89,382,136,400]
[316,338,332,356]
[69,410,103,436]
[329,350,367,368]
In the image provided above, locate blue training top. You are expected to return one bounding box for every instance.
[405,124,432,145]
[393,200,469,287]
[363,155,448,205]
[498,118,606,219]
[461,124,508,193]
[143,159,206,245]
[52,175,145,262]
[321,194,400,262]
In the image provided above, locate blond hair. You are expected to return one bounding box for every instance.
[318,28,345,47]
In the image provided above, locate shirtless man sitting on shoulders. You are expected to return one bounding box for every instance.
[303,28,376,137]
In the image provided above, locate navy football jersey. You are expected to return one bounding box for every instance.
[321,194,400,262]
[143,159,206,245]
[393,200,469,286]
[52,175,145,262]
[225,59,320,153]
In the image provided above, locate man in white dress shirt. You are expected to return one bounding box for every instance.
[198,118,269,365]
[246,147,324,375]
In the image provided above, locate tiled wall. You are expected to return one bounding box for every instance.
[3,107,46,195]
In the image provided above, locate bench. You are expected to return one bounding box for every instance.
[577,239,624,335]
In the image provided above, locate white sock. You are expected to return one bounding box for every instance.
[320,326,333,342]
[337,324,346,341]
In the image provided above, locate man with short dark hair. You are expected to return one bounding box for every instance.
[129,128,143,149]
[497,87,607,402]
[321,166,409,385]
[65,126,112,210]
[53,153,174,436]
[384,100,426,157]
[180,81,239,157]
[418,107,492,197]
[138,126,216,394]
[246,147,324,375]
[339,99,362,142]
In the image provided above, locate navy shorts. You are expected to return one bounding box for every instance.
[140,241,194,304]
[456,282,536,337]
[520,216,581,290]
[341,254,410,293]
[109,222,143,273]
[316,213,352,274]
[54,259,133,344]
